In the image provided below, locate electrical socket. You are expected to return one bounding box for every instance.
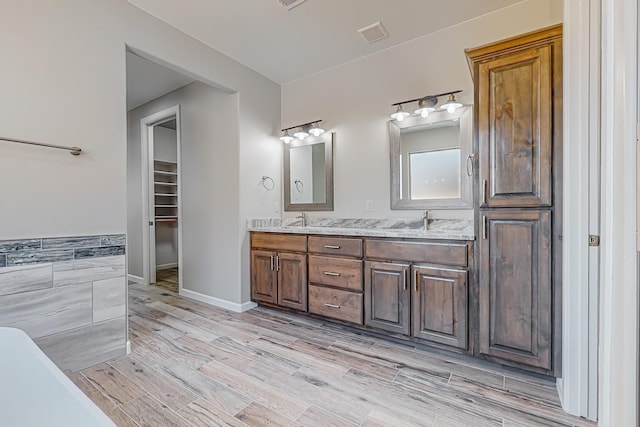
[366,200,374,211]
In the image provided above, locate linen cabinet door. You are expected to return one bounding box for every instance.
[478,45,553,208]
[479,210,552,370]
[412,266,468,349]
[277,252,308,312]
[251,250,277,304]
[364,261,410,335]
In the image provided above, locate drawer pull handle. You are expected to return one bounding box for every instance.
[324,303,340,309]
[323,271,340,277]
[324,245,341,249]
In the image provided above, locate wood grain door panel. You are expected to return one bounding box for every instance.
[412,266,468,349]
[277,252,308,311]
[479,210,552,369]
[251,250,277,304]
[364,261,410,335]
[478,46,552,207]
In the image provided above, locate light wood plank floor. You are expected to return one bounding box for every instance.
[154,268,179,292]
[66,283,595,427]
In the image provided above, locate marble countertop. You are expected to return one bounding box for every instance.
[247,218,475,241]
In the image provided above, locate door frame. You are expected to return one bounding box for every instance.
[140,105,182,291]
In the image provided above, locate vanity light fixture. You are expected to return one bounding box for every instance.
[391,90,463,121]
[293,126,309,140]
[390,104,411,122]
[280,129,294,144]
[280,120,324,143]
[414,96,437,118]
[440,93,463,113]
[308,122,325,137]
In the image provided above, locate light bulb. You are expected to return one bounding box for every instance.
[309,123,325,137]
[440,94,463,113]
[294,129,309,140]
[280,130,294,144]
[420,109,430,118]
[390,105,410,121]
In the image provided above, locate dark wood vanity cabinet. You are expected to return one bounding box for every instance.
[467,24,562,374]
[364,261,468,349]
[364,240,470,350]
[479,210,552,369]
[250,233,308,311]
[413,266,468,349]
[364,261,411,335]
[307,236,364,325]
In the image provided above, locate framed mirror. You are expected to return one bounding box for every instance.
[390,106,473,209]
[284,132,334,211]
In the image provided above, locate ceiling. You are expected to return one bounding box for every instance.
[127,0,524,85]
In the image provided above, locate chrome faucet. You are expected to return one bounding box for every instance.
[422,210,430,231]
[296,212,307,227]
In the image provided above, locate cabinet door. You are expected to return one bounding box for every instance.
[364,261,410,335]
[412,266,468,349]
[478,45,552,207]
[479,210,552,370]
[277,252,308,312]
[251,250,277,304]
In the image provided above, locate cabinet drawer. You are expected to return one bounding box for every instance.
[364,239,468,267]
[309,285,363,325]
[308,236,363,257]
[308,255,363,291]
[251,233,307,252]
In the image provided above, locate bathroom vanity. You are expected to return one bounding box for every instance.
[249,219,476,357]
[264,25,563,378]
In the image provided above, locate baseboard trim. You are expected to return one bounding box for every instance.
[127,274,144,284]
[125,340,131,355]
[179,288,257,313]
[156,263,178,270]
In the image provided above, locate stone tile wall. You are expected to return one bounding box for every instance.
[0,234,127,371]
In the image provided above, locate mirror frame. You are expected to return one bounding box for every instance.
[389,106,473,209]
[284,131,334,212]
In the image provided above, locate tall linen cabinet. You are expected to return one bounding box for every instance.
[465,24,562,375]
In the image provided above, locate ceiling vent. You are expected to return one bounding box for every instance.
[279,0,307,10]
[358,21,389,44]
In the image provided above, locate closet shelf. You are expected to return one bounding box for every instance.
[154,170,177,176]
[156,215,178,219]
[156,205,178,208]
[154,182,178,186]
[154,160,177,165]
[155,193,177,197]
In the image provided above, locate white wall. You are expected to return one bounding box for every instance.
[281,0,562,220]
[0,0,280,306]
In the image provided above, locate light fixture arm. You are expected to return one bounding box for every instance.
[391,90,462,107]
[281,120,323,132]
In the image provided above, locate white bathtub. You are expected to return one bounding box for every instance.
[0,327,115,427]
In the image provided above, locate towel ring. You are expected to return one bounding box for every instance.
[261,176,275,191]
[293,179,304,193]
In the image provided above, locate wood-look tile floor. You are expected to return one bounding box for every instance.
[67,283,595,427]
[154,268,179,292]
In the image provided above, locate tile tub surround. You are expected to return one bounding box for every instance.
[0,234,127,372]
[247,217,475,240]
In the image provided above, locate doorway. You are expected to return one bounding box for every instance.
[141,106,182,292]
